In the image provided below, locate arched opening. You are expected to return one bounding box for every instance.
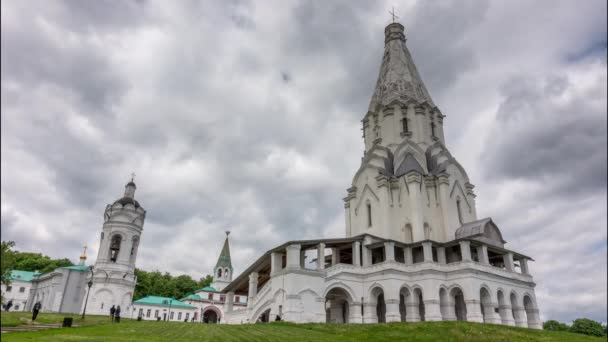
[325,287,352,323]
[510,292,520,325]
[109,235,122,262]
[414,288,425,321]
[450,288,467,321]
[217,269,222,278]
[203,308,219,323]
[404,224,413,243]
[257,308,271,323]
[399,288,409,322]
[424,223,431,240]
[375,292,386,323]
[523,295,536,328]
[224,269,230,279]
[480,287,494,323]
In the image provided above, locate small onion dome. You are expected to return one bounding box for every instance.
[114,196,141,208]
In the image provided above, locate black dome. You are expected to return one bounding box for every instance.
[114,197,141,208]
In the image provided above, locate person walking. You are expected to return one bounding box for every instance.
[110,305,116,322]
[115,305,121,323]
[5,299,13,312]
[32,301,42,321]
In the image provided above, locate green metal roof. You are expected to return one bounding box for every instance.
[61,265,90,272]
[179,294,202,301]
[215,233,233,270]
[9,270,40,282]
[133,296,195,309]
[195,286,217,293]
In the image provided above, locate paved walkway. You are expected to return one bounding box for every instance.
[1,322,81,333]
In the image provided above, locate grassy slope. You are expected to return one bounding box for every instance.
[1,311,114,327]
[2,320,605,342]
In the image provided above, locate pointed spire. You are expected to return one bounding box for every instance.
[214,231,232,270]
[368,21,435,112]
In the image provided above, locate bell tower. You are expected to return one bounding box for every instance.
[84,177,146,315]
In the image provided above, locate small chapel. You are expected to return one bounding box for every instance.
[219,21,542,328]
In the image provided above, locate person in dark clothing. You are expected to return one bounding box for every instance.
[110,305,116,322]
[115,305,121,323]
[275,315,281,322]
[5,299,13,312]
[32,302,42,321]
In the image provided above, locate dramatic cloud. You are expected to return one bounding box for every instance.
[1,0,606,323]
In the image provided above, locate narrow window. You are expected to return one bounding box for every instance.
[402,118,409,133]
[155,310,159,318]
[19,287,25,293]
[235,296,240,302]
[6,286,12,292]
[109,235,122,262]
[185,313,189,321]
[139,308,143,317]
[146,309,151,317]
[367,203,372,227]
[170,312,174,320]
[218,269,222,278]
[101,303,104,309]
[430,122,436,138]
[209,293,214,300]
[178,312,182,320]
[457,199,463,225]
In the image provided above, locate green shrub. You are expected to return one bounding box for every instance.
[543,319,569,331]
[570,318,606,337]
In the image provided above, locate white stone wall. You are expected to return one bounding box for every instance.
[1,281,32,311]
[132,304,196,322]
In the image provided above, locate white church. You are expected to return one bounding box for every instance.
[219,22,542,328]
[5,21,542,329]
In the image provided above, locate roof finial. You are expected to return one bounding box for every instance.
[389,6,399,23]
[130,172,136,182]
[79,244,88,265]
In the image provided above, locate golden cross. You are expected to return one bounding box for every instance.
[389,7,399,23]
[83,245,88,255]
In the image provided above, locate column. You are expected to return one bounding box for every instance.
[224,292,234,313]
[271,252,283,275]
[300,250,306,268]
[405,297,421,322]
[422,242,433,262]
[385,298,401,322]
[352,241,361,267]
[331,248,339,265]
[442,299,457,321]
[404,247,413,265]
[503,253,515,272]
[384,242,395,262]
[248,272,259,305]
[414,105,426,143]
[424,300,442,321]
[363,302,376,323]
[361,245,371,266]
[477,245,489,265]
[520,258,529,274]
[286,244,301,269]
[459,241,472,261]
[465,299,484,323]
[317,243,325,270]
[437,247,446,264]
[499,304,515,326]
[527,308,542,329]
[512,306,527,327]
[482,301,502,324]
[349,301,363,323]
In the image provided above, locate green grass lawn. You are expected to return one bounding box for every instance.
[1,319,605,342]
[1,311,114,327]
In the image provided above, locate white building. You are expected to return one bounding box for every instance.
[1,270,39,311]
[221,22,541,329]
[132,296,197,322]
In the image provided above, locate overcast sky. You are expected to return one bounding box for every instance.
[1,0,606,323]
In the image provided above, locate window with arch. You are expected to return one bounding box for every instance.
[217,269,222,278]
[430,121,436,138]
[401,117,409,133]
[367,203,372,227]
[109,235,122,262]
[224,268,230,279]
[456,199,463,225]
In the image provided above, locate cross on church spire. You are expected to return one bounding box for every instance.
[389,7,399,23]
[130,172,136,182]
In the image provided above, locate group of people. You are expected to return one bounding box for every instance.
[109,305,121,323]
[3,299,42,321]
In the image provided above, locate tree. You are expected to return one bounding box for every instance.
[570,318,606,337]
[1,241,16,303]
[133,268,214,301]
[543,320,569,332]
[11,252,73,273]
